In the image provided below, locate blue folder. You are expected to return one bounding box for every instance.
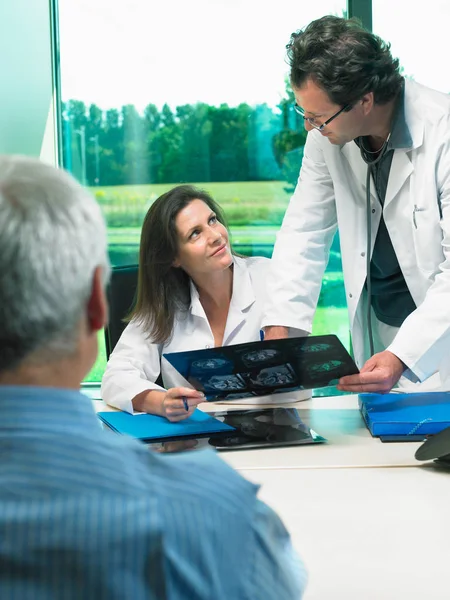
[359,392,450,437]
[97,409,236,441]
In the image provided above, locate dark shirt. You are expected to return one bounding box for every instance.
[357,82,416,327]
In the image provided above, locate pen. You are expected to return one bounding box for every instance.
[412,204,424,229]
[182,396,189,412]
[260,329,265,341]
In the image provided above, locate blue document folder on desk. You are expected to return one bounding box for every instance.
[98,409,235,441]
[359,392,450,437]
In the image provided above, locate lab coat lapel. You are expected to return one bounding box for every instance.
[384,110,423,210]
[189,280,205,319]
[222,258,255,345]
[340,142,377,202]
[383,150,413,210]
[182,280,209,337]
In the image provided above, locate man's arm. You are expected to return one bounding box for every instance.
[248,499,307,599]
[262,132,338,334]
[263,326,289,341]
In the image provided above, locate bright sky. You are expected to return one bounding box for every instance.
[372,0,450,93]
[59,0,450,113]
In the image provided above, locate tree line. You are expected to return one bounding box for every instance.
[62,94,307,187]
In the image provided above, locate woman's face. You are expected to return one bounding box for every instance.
[173,199,232,278]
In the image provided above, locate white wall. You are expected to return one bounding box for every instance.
[0,0,57,164]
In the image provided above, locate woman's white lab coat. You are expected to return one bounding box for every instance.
[102,256,269,413]
[263,79,450,387]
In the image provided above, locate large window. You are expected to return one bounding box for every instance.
[58,0,348,383]
[373,0,450,93]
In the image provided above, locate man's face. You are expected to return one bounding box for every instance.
[294,78,365,145]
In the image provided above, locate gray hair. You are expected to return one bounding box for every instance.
[0,155,110,371]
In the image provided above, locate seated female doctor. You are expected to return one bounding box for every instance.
[101,184,269,421]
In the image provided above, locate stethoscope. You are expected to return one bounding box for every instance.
[358,133,391,357]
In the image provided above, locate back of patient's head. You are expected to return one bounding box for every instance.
[0,155,109,373]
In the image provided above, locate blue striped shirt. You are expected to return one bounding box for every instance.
[0,386,306,599]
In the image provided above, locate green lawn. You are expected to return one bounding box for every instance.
[95,181,292,230]
[108,225,281,246]
[95,180,292,208]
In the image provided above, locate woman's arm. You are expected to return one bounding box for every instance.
[101,320,204,419]
[101,319,166,414]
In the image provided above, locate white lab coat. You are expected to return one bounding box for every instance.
[263,79,450,387]
[102,256,270,413]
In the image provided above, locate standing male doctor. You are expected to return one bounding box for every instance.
[263,15,450,393]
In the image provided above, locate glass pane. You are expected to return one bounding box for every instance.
[57,1,348,383]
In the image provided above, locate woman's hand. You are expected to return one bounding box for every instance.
[132,387,205,421]
[160,387,205,421]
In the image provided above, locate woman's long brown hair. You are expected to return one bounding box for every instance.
[127,184,230,343]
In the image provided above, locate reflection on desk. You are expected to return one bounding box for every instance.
[144,407,327,453]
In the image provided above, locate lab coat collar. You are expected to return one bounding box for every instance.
[340,80,423,209]
[229,256,256,312]
[188,256,256,320]
[223,256,256,344]
[340,141,416,210]
[189,279,205,319]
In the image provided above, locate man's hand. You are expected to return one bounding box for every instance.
[337,350,406,393]
[263,326,289,341]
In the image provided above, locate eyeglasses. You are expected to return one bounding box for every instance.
[294,103,352,131]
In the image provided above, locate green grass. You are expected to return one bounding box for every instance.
[107,225,281,246]
[313,306,350,348]
[85,331,107,383]
[94,181,291,207]
[94,181,292,229]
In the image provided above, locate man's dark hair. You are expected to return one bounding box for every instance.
[287,15,403,106]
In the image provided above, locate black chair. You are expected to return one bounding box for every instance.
[415,426,450,466]
[104,264,139,359]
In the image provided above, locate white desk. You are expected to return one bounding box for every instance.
[241,465,450,600]
[91,393,423,469]
[91,392,450,599]
[208,394,423,470]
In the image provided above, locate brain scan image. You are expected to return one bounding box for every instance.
[192,358,229,370]
[250,364,296,388]
[201,374,246,391]
[309,360,343,373]
[294,342,332,354]
[241,348,279,366]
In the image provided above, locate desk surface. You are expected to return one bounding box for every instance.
[215,395,424,470]
[92,393,423,470]
[90,391,450,599]
[243,464,450,600]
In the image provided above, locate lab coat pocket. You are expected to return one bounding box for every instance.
[411,205,444,274]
